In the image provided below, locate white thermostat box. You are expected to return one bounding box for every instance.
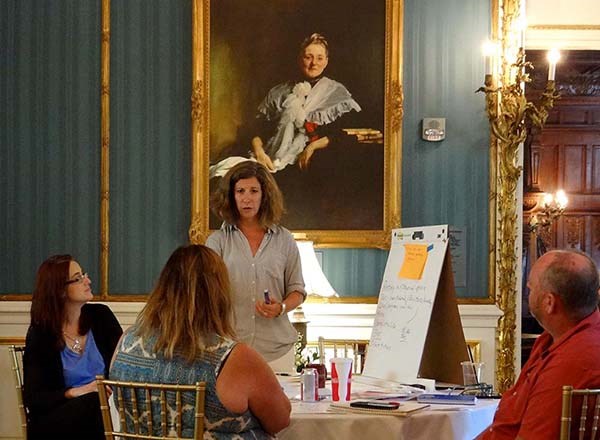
[422,118,446,142]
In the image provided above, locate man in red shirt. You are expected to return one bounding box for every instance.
[479,249,600,439]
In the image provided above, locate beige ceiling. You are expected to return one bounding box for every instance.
[526,0,600,49]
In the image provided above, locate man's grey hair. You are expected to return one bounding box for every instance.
[540,250,600,321]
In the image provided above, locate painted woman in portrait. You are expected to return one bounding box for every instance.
[209,33,362,178]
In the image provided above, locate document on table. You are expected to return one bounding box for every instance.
[351,390,417,401]
[293,400,331,414]
[328,401,430,417]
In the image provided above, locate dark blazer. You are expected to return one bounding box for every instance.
[23,303,123,417]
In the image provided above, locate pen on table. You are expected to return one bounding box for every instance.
[263,289,271,304]
[400,383,426,394]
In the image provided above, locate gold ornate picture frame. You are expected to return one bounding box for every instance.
[189,0,403,249]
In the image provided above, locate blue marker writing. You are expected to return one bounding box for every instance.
[263,289,271,304]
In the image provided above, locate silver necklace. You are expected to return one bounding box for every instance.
[63,332,83,354]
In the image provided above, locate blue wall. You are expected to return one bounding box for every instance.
[1,0,102,292]
[109,0,191,293]
[400,0,491,298]
[1,0,490,299]
[321,0,491,298]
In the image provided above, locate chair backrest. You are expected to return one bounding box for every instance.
[317,337,369,374]
[9,345,28,439]
[96,376,206,440]
[560,385,600,440]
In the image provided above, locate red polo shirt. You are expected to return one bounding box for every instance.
[480,310,600,440]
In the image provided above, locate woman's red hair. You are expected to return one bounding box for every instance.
[30,255,73,349]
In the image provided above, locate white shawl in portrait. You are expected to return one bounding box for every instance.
[209,76,361,178]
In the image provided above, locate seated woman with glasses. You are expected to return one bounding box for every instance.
[110,245,291,438]
[23,255,122,440]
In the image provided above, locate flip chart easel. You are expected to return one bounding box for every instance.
[362,225,470,385]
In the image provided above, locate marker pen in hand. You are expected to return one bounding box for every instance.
[263,289,271,304]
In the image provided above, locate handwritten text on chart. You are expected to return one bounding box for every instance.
[370,278,431,349]
[381,279,428,293]
[370,326,412,350]
[379,282,430,309]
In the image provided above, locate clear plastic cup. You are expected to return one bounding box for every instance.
[461,361,484,386]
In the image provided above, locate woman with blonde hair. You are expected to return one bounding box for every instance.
[110,245,290,438]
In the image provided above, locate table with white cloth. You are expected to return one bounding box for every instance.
[277,377,498,440]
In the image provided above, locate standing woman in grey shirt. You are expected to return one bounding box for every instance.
[207,160,306,363]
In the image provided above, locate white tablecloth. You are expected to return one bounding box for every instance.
[277,377,498,440]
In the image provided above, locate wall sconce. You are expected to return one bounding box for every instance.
[477,2,561,393]
[528,190,568,233]
[547,48,560,81]
[478,47,560,143]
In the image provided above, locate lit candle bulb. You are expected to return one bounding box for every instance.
[547,48,561,81]
[517,11,527,48]
[543,193,554,207]
[482,40,497,76]
[555,189,568,209]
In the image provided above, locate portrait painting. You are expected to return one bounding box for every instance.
[193,0,403,247]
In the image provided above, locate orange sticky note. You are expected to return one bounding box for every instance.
[398,244,429,280]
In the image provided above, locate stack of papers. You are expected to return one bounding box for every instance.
[351,384,426,399]
[329,401,430,417]
[351,390,416,401]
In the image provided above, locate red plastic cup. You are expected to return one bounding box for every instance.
[331,358,353,401]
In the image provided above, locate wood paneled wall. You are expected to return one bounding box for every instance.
[522,49,600,350]
[532,123,600,253]
[524,50,600,265]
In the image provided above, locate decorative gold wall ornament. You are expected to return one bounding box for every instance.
[390,81,404,132]
[191,80,203,124]
[481,0,559,393]
[529,24,600,31]
[100,0,111,298]
[188,218,207,246]
[189,0,209,245]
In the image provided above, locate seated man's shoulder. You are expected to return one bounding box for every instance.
[565,323,600,356]
[545,334,600,387]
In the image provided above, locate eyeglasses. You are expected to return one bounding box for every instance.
[65,273,88,285]
[460,382,495,397]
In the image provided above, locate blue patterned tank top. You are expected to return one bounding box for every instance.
[110,327,272,439]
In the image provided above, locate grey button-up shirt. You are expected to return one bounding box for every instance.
[206,223,306,361]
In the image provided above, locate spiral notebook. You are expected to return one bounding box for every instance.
[328,401,430,417]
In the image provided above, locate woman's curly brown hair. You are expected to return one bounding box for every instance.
[210,161,285,227]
